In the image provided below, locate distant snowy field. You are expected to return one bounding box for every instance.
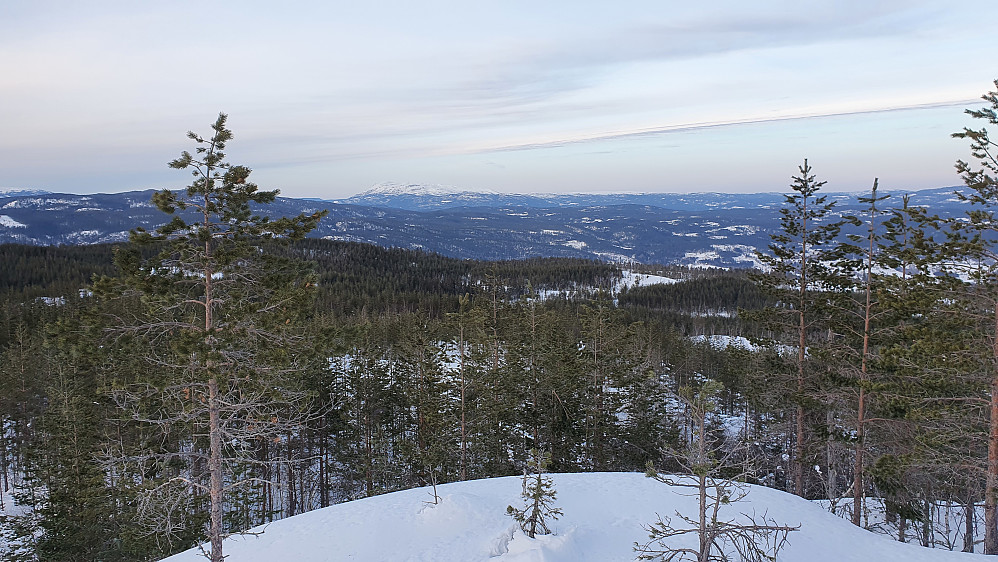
[161,472,985,562]
[616,270,680,290]
[690,334,755,350]
[0,215,26,228]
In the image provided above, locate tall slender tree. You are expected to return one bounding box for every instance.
[753,159,843,496]
[945,79,998,554]
[828,180,890,525]
[108,113,325,562]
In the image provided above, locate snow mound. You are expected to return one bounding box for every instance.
[160,472,985,562]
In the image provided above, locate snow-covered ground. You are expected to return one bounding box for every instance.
[0,215,26,228]
[616,270,680,291]
[820,497,985,553]
[532,269,680,302]
[689,334,756,350]
[161,472,986,561]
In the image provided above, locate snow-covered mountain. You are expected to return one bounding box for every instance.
[0,188,50,197]
[340,182,797,212]
[356,182,499,197]
[161,472,986,562]
[339,182,511,210]
[0,186,969,267]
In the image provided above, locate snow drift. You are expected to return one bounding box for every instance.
[161,472,986,561]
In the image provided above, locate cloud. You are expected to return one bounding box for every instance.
[402,2,934,115]
[456,98,979,155]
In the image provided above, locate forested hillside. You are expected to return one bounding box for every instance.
[0,237,760,560]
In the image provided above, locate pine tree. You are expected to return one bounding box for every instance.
[751,159,844,496]
[105,113,325,562]
[828,179,890,525]
[935,78,998,554]
[506,449,562,538]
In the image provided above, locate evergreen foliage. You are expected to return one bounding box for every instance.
[749,159,845,497]
[507,449,563,538]
[101,113,326,562]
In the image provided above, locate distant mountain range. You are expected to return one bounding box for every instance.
[0,183,967,267]
[337,182,801,212]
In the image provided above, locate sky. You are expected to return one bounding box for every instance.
[1,1,995,199]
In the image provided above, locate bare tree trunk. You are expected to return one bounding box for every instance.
[986,302,998,554]
[699,472,708,561]
[965,484,976,552]
[204,228,225,562]
[208,376,224,561]
[796,192,808,497]
[287,453,297,517]
[922,497,932,548]
[0,437,8,509]
[261,440,270,522]
[826,410,836,504]
[854,179,877,526]
[697,408,708,561]
[987,368,998,554]
[364,408,374,496]
[458,309,467,481]
[319,420,328,508]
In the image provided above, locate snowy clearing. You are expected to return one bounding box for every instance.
[616,270,680,290]
[161,472,985,562]
[0,215,26,228]
[689,334,756,350]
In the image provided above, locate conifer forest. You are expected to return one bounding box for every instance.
[2,82,998,560]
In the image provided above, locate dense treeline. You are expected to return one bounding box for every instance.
[618,272,766,314]
[0,239,621,319]
[0,244,118,301]
[287,239,620,317]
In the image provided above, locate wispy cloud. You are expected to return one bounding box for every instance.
[471,99,979,154]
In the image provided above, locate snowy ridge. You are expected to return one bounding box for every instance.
[356,182,499,197]
[347,184,786,202]
[0,185,972,266]
[0,188,49,197]
[161,472,987,561]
